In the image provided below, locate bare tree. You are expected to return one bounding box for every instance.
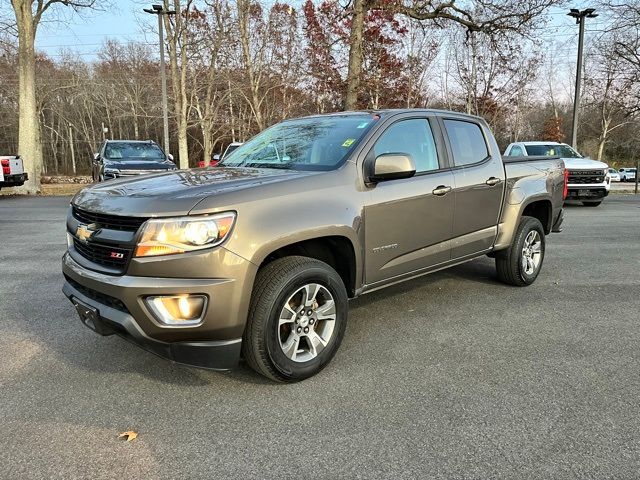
[344,0,563,110]
[163,0,193,169]
[190,0,233,162]
[584,34,640,160]
[9,0,97,193]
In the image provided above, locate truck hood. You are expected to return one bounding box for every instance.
[562,158,608,170]
[72,167,315,217]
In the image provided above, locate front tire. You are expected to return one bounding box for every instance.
[495,216,545,287]
[582,201,602,207]
[242,256,348,382]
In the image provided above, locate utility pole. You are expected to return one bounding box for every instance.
[568,8,598,149]
[144,4,176,156]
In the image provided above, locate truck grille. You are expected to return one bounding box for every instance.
[73,239,132,272]
[568,170,605,184]
[72,207,147,232]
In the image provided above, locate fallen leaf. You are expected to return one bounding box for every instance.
[118,430,138,442]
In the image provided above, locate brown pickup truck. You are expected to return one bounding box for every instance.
[62,109,566,382]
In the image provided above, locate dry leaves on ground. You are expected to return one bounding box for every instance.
[118,431,138,442]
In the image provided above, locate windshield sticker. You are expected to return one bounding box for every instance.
[357,122,369,129]
[342,138,356,147]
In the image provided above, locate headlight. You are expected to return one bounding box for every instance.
[134,212,236,257]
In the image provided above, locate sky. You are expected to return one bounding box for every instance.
[32,0,609,62]
[31,0,611,102]
[35,1,157,60]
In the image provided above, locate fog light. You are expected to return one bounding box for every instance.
[145,295,207,326]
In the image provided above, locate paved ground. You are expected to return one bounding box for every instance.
[1,195,639,479]
[611,181,639,193]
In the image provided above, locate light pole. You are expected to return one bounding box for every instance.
[144,4,176,156]
[568,8,598,149]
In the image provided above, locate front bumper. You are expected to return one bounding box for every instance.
[565,186,608,200]
[62,251,257,369]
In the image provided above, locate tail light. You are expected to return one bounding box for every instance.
[563,168,569,200]
[1,159,9,175]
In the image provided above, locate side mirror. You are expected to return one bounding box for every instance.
[93,153,100,161]
[212,154,220,161]
[167,153,174,162]
[369,153,416,183]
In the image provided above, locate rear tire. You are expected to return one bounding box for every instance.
[495,216,545,287]
[242,256,348,382]
[582,201,602,207]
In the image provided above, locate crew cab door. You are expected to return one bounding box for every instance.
[363,116,455,286]
[439,118,505,259]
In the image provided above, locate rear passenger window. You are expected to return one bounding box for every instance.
[373,119,439,173]
[443,119,489,166]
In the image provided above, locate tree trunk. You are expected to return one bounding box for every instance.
[164,0,190,169]
[12,0,42,193]
[345,0,366,110]
[238,0,265,130]
[597,117,610,161]
[466,34,478,115]
[202,120,213,163]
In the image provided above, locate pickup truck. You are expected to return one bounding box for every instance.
[0,155,28,191]
[62,109,566,382]
[504,141,608,206]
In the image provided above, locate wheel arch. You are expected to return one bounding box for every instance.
[494,194,553,250]
[521,198,553,234]
[253,233,361,298]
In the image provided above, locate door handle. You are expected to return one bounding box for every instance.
[486,177,501,186]
[432,185,452,196]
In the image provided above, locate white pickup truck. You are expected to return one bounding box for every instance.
[504,142,609,207]
[0,156,28,191]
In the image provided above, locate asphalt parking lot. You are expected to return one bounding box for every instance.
[1,195,639,479]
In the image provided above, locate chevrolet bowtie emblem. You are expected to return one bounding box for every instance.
[76,223,98,242]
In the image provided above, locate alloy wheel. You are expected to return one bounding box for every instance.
[521,230,542,275]
[278,283,336,363]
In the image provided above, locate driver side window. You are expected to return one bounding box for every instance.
[373,119,440,173]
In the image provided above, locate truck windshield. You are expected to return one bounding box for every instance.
[220,115,378,171]
[104,143,165,160]
[524,144,582,158]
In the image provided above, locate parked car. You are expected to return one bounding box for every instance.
[0,155,28,191]
[619,168,637,182]
[63,109,565,382]
[92,140,176,182]
[198,143,244,168]
[504,141,608,207]
[608,168,620,182]
[222,142,243,159]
